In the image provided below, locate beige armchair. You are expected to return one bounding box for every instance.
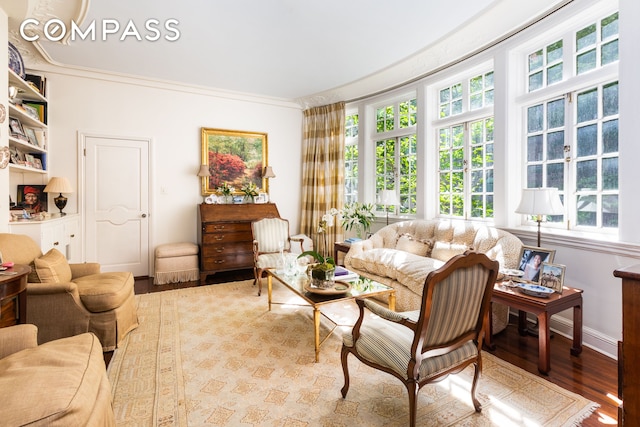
[251,217,304,295]
[0,324,115,426]
[0,233,138,351]
[341,251,499,427]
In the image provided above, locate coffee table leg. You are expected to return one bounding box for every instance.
[268,275,273,311]
[314,307,321,362]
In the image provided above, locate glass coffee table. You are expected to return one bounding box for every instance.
[266,269,396,362]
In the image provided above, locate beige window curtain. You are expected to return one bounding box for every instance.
[300,102,345,257]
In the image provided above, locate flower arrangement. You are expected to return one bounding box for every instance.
[217,182,234,196]
[240,182,259,202]
[298,250,336,289]
[340,202,375,237]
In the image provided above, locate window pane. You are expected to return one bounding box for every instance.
[471,195,484,218]
[470,76,483,92]
[471,146,483,168]
[440,172,450,192]
[577,50,597,75]
[547,64,563,85]
[547,131,564,160]
[603,157,618,190]
[603,194,618,227]
[485,72,494,88]
[527,135,543,162]
[602,40,619,66]
[485,89,494,106]
[547,99,565,129]
[603,119,619,153]
[439,128,450,149]
[577,195,597,226]
[452,99,463,115]
[470,94,483,110]
[452,172,464,192]
[452,194,464,216]
[577,124,597,157]
[452,125,464,147]
[529,50,543,72]
[603,82,619,117]
[547,40,563,63]
[577,89,598,123]
[547,163,564,190]
[529,72,543,91]
[439,151,450,169]
[576,23,596,51]
[528,105,543,132]
[602,12,619,40]
[527,165,542,188]
[486,169,494,192]
[486,143,494,167]
[452,148,464,169]
[576,159,597,190]
[440,88,450,103]
[440,194,451,215]
[470,121,483,145]
[471,170,483,192]
[452,83,462,99]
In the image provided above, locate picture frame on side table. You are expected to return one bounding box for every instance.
[517,246,556,283]
[540,262,566,293]
[200,127,268,196]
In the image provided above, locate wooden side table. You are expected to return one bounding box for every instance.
[484,282,583,374]
[0,265,30,328]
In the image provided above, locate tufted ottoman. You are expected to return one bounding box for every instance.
[154,242,199,285]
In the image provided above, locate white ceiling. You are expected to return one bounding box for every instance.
[7,0,568,103]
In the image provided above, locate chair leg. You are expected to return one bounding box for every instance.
[471,362,482,412]
[256,268,263,296]
[340,346,350,398]
[407,381,419,427]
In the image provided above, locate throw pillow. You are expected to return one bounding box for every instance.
[395,234,433,257]
[34,248,72,283]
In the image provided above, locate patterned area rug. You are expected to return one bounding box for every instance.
[107,280,598,426]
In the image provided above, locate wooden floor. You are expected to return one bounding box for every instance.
[130,270,619,425]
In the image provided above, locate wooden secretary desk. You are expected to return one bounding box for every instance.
[198,203,280,283]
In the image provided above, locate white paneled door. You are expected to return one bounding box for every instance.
[82,134,150,276]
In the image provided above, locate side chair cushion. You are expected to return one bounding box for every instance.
[74,272,134,312]
[343,316,478,381]
[34,248,73,283]
[255,253,282,270]
[253,218,289,253]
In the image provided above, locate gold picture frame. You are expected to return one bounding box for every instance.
[200,128,268,196]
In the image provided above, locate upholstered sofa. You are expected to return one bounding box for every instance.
[344,220,522,332]
[0,233,138,351]
[0,324,115,426]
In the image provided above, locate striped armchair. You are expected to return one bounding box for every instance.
[341,250,499,427]
[251,217,304,295]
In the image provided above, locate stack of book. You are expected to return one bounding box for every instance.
[334,266,360,282]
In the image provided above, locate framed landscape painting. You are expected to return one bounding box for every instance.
[200,128,268,196]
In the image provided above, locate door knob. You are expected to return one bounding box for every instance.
[141,213,147,218]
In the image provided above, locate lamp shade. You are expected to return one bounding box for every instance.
[44,177,74,194]
[515,188,564,216]
[197,164,211,177]
[379,189,398,205]
[263,166,276,178]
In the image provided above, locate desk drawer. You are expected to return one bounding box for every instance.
[202,231,252,244]
[202,241,250,256]
[202,252,254,270]
[203,222,250,233]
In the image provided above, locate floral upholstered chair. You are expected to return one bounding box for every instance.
[340,251,499,427]
[251,217,304,295]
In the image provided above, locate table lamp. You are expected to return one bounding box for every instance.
[379,189,398,225]
[197,164,211,202]
[515,187,564,246]
[44,177,74,215]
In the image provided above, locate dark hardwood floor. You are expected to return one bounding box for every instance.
[125,270,619,425]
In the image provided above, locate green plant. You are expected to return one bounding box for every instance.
[241,182,259,200]
[298,250,335,269]
[217,182,234,196]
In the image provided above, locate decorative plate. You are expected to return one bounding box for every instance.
[517,283,554,298]
[500,268,524,277]
[8,42,25,79]
[0,104,6,123]
[0,146,10,169]
[304,281,352,295]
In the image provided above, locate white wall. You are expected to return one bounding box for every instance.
[37,68,303,253]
